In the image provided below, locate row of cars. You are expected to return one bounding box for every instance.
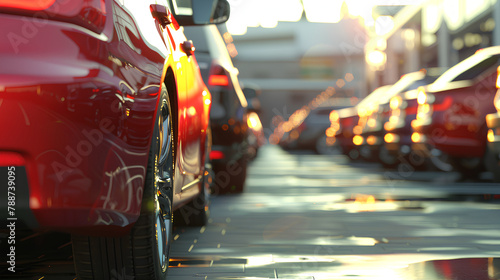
[0,0,261,278]
[330,46,500,181]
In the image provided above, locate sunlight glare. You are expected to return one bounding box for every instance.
[303,0,344,23]
[375,16,394,36]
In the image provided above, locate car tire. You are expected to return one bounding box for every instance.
[404,150,428,171]
[315,135,339,155]
[346,148,360,161]
[450,156,484,180]
[378,146,399,169]
[211,158,247,194]
[72,86,174,280]
[484,145,500,182]
[230,158,247,193]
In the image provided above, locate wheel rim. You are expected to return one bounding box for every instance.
[155,99,173,271]
[155,203,169,270]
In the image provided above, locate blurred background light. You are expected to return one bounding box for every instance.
[302,0,344,23]
[366,50,387,69]
[374,16,395,36]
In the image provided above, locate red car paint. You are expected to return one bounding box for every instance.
[412,47,500,159]
[0,0,211,233]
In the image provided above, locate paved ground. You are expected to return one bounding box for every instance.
[3,144,500,279]
[168,145,500,280]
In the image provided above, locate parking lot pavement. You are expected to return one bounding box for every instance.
[3,144,500,279]
[168,145,500,280]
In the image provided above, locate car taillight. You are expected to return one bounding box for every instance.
[209,75,229,86]
[329,110,339,122]
[390,95,402,110]
[384,133,399,143]
[209,150,225,160]
[417,86,434,105]
[494,90,500,112]
[496,66,500,89]
[0,0,106,33]
[208,63,230,87]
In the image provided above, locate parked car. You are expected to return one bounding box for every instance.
[242,84,266,159]
[412,46,500,179]
[485,67,500,181]
[356,70,436,167]
[182,24,250,194]
[0,0,229,278]
[331,85,391,160]
[280,99,352,154]
[382,69,444,169]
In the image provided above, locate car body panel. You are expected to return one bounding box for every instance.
[0,0,210,233]
[412,48,500,159]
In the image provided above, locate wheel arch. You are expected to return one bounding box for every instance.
[164,67,178,163]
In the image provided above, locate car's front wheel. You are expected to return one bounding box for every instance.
[72,86,174,279]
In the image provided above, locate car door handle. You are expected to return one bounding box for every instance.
[150,4,172,28]
[181,40,195,56]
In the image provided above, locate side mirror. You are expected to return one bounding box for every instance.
[169,0,230,26]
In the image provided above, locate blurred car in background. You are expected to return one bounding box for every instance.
[356,70,435,167]
[280,98,352,154]
[183,24,250,194]
[485,67,500,181]
[0,0,229,278]
[330,85,391,160]
[412,47,500,179]
[242,84,266,159]
[382,68,445,169]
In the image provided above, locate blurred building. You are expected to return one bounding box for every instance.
[365,0,500,91]
[222,17,367,133]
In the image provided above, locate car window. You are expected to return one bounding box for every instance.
[182,26,210,53]
[434,53,500,85]
[357,85,389,108]
[171,0,193,16]
[381,72,426,103]
[453,55,500,81]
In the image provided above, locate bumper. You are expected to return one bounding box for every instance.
[412,115,485,158]
[384,125,413,155]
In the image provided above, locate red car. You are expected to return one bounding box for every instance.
[412,47,500,178]
[357,71,432,166]
[183,24,250,193]
[330,85,391,160]
[0,0,229,278]
[383,69,443,170]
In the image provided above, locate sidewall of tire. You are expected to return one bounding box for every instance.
[72,87,172,280]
